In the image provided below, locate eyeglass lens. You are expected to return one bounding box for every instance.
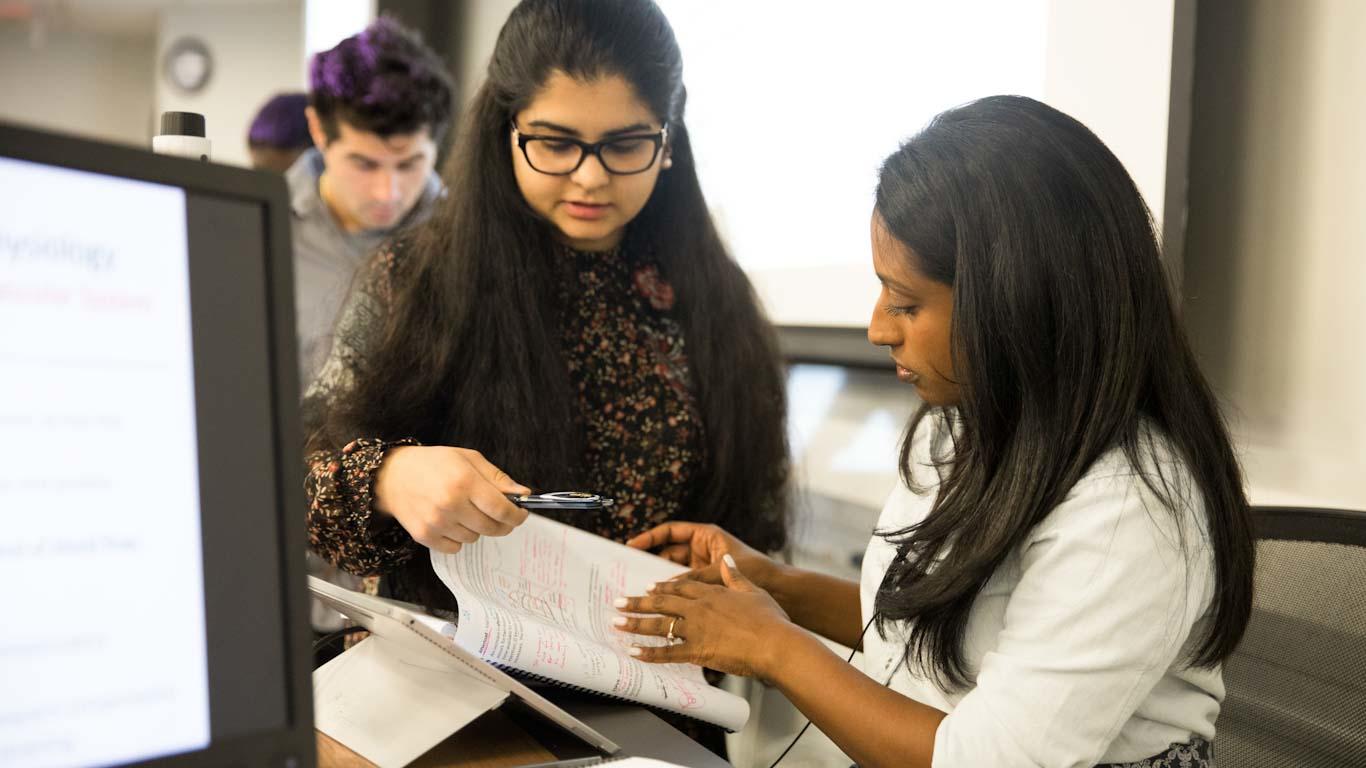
[524,136,660,174]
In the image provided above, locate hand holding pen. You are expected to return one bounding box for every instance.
[371,445,532,554]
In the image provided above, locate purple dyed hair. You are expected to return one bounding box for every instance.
[247,92,313,149]
[308,16,454,143]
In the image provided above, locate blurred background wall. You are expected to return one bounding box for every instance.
[1185,0,1366,510]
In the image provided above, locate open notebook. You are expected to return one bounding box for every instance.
[428,513,751,732]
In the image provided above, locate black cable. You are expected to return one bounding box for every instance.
[311,625,370,655]
[766,718,814,768]
[767,614,878,768]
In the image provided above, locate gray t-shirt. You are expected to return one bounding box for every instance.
[285,148,441,390]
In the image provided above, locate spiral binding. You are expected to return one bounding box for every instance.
[500,664,732,730]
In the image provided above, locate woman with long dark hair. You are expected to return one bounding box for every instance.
[620,96,1254,767]
[303,0,787,656]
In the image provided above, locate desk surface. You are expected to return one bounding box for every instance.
[317,693,731,768]
[317,709,553,768]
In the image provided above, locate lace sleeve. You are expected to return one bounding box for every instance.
[302,248,399,413]
[301,248,422,575]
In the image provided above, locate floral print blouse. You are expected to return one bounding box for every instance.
[303,243,705,579]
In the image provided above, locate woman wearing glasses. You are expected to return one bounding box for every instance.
[619,96,1254,768]
[301,0,788,717]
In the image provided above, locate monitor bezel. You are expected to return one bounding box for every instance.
[0,121,316,768]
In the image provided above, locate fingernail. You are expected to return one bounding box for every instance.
[613,597,628,609]
[723,554,737,569]
[628,647,642,657]
[612,616,627,627]
[646,582,657,592]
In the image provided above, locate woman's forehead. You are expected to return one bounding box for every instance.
[519,71,660,134]
[870,212,935,288]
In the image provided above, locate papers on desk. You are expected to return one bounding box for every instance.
[313,635,506,768]
[309,577,622,766]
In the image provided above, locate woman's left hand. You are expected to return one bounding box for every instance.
[614,555,796,681]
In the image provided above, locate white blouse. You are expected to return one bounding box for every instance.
[859,415,1222,767]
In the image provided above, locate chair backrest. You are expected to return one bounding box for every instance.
[1217,506,1366,768]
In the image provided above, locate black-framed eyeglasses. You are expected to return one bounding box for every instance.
[512,123,668,176]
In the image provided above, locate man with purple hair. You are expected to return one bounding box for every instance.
[289,17,453,387]
[247,92,313,173]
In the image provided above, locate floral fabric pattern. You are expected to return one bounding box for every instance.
[305,437,419,576]
[632,263,675,310]
[1100,736,1214,768]
[303,243,704,575]
[557,246,704,542]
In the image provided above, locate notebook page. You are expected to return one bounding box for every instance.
[429,515,750,730]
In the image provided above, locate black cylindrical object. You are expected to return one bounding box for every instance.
[159,111,206,138]
[152,111,211,161]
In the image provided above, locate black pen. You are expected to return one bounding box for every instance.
[505,491,616,511]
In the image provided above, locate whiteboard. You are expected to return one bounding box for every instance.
[659,0,1185,329]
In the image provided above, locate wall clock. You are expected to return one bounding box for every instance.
[163,37,214,94]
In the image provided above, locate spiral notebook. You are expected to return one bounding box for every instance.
[428,513,751,732]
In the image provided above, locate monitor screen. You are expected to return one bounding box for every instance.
[0,125,313,768]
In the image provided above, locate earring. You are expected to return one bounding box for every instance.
[662,157,673,169]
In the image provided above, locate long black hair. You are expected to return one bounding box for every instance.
[872,95,1254,689]
[310,0,788,601]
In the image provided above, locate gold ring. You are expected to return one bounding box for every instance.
[666,617,678,642]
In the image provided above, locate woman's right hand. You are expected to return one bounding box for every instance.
[627,522,781,592]
[372,445,532,554]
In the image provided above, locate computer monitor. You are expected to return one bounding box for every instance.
[0,122,315,768]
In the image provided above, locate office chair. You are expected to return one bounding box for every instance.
[1217,506,1366,767]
